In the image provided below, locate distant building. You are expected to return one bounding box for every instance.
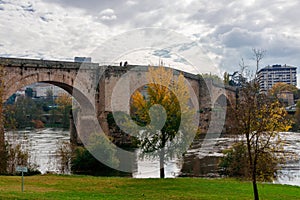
[34,83,66,97]
[277,90,294,106]
[74,57,92,63]
[257,64,297,92]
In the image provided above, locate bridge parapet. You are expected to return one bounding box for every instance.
[0,57,99,69]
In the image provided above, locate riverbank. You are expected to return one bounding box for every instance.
[0,175,299,199]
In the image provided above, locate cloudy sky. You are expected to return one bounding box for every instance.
[0,0,300,85]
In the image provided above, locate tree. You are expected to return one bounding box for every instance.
[252,48,266,75]
[55,92,72,107]
[7,96,42,129]
[223,72,230,85]
[229,82,291,200]
[46,88,53,101]
[55,141,72,174]
[227,71,246,86]
[25,87,34,98]
[3,105,17,130]
[130,66,196,178]
[6,143,29,174]
[55,92,72,129]
[239,58,248,77]
[226,49,292,200]
[294,100,300,130]
[269,82,298,107]
[268,82,298,97]
[71,132,120,176]
[201,73,223,85]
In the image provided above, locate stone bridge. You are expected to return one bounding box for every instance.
[0,57,237,146]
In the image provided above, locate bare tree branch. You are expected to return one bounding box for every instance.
[252,48,266,78]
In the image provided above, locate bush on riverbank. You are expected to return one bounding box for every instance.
[219,142,281,182]
[71,146,130,176]
[70,132,131,177]
[4,143,41,176]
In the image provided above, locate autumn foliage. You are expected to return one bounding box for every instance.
[226,81,292,200]
[55,92,72,128]
[268,82,298,96]
[130,66,197,178]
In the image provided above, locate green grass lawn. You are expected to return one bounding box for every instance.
[0,175,299,200]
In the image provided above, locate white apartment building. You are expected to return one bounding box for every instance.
[257,64,297,92]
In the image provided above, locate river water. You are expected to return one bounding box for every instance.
[5,128,70,174]
[5,129,300,186]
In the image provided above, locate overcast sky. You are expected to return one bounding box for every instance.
[0,0,300,85]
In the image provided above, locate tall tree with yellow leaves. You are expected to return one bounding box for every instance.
[131,66,197,178]
[223,49,292,200]
[229,81,292,200]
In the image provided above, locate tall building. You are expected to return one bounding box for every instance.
[257,64,297,92]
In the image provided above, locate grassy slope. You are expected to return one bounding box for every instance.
[0,175,299,200]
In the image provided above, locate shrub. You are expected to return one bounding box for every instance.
[219,142,280,182]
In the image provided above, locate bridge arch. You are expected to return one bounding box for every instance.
[3,70,94,110]
[213,93,234,109]
[213,93,236,135]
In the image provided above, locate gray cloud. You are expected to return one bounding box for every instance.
[42,0,120,13]
[153,49,171,58]
[1,0,300,85]
[41,0,191,28]
[21,3,35,12]
[221,28,263,48]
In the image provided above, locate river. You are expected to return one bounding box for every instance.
[5,128,70,174]
[5,129,300,186]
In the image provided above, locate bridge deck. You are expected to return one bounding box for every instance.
[0,57,98,69]
[0,57,203,80]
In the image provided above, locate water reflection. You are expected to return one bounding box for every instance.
[180,156,220,177]
[133,150,183,178]
[134,132,300,187]
[178,132,300,186]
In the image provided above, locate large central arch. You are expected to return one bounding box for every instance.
[3,66,95,108]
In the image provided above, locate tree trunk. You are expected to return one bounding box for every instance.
[252,152,259,200]
[246,135,259,200]
[252,179,259,200]
[159,148,165,178]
